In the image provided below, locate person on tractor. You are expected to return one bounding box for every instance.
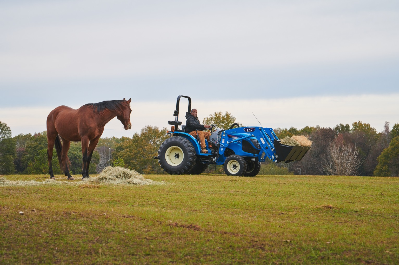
[185,109,211,153]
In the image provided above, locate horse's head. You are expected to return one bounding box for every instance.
[117,98,132,130]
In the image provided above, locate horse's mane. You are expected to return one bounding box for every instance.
[84,100,124,113]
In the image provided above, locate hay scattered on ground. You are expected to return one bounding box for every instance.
[87,166,162,185]
[280,135,312,147]
[0,177,67,187]
[0,167,163,187]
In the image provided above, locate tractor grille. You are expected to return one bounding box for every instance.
[250,138,261,149]
[242,139,260,154]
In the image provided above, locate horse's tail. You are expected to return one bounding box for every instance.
[54,135,63,165]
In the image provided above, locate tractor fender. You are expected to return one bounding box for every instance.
[172,132,202,154]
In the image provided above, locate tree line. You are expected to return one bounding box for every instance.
[1,113,398,176]
[276,121,399,177]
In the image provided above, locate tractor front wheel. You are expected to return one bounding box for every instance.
[224,155,247,176]
[158,136,196,174]
[244,158,261,177]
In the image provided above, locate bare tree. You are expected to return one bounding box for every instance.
[290,127,335,175]
[96,146,112,173]
[323,139,361,176]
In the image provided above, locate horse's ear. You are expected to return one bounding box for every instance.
[127,98,131,103]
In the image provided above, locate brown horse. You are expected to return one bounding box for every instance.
[46,98,132,180]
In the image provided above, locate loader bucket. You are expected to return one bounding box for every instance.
[274,140,310,163]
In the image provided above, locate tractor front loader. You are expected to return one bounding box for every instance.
[156,95,310,176]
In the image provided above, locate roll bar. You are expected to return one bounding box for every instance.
[168,95,192,130]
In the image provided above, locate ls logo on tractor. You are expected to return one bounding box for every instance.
[244,128,255,132]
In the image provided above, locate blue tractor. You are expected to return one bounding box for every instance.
[157,95,310,176]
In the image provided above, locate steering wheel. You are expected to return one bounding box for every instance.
[228,123,240,130]
[210,124,215,133]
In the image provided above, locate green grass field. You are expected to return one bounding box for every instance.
[1,174,398,264]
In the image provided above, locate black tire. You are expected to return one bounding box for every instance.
[223,155,247,176]
[188,157,209,175]
[158,136,196,174]
[228,123,240,130]
[244,158,261,177]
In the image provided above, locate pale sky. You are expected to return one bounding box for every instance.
[1,0,398,137]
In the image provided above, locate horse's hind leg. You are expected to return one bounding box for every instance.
[47,114,58,179]
[61,140,74,180]
[47,137,55,179]
[81,136,91,179]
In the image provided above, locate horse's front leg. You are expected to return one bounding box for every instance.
[84,137,100,178]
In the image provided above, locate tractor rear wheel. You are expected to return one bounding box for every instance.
[158,136,196,174]
[244,158,261,176]
[223,155,247,176]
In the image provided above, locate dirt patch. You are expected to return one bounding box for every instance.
[318,205,335,209]
[169,222,201,231]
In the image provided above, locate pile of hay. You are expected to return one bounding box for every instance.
[280,135,312,147]
[88,166,161,185]
[280,136,299,146]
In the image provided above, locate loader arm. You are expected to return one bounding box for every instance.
[220,127,310,163]
[257,127,310,163]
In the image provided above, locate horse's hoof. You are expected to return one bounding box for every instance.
[50,176,55,179]
[68,177,74,180]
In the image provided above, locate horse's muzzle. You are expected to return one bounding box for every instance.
[125,122,132,130]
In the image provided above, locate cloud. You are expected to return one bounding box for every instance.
[1,0,398,83]
[0,0,398,115]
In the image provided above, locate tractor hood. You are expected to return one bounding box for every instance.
[226,132,254,140]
